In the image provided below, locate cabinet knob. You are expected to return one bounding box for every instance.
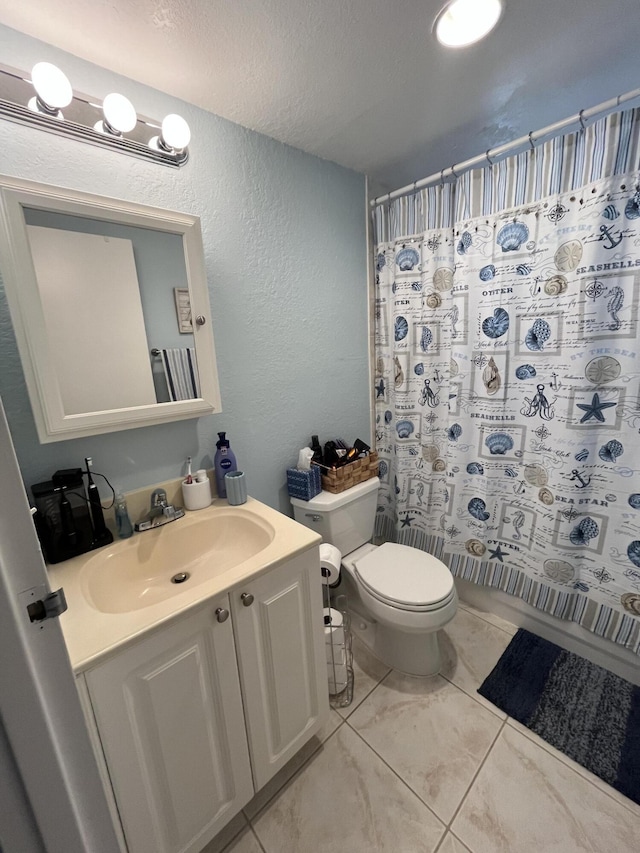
[195,315,206,326]
[215,607,229,623]
[241,592,254,607]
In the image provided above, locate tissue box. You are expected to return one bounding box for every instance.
[286,464,322,501]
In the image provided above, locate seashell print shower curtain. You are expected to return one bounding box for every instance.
[372,107,640,653]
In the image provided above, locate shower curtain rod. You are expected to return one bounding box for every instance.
[371,87,640,207]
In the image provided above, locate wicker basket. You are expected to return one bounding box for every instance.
[320,452,379,494]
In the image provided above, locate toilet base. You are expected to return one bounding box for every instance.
[349,607,443,677]
[374,623,442,676]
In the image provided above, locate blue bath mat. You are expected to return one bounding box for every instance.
[478,629,640,806]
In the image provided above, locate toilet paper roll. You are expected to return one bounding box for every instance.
[327,658,348,694]
[320,543,342,586]
[323,607,345,650]
[326,644,346,665]
[323,607,343,630]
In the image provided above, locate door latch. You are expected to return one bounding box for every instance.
[26,588,68,623]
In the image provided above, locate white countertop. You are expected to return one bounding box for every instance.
[48,497,321,673]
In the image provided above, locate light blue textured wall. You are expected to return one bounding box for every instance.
[0,26,370,514]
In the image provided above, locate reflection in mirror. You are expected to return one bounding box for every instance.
[23,209,198,410]
[0,175,221,442]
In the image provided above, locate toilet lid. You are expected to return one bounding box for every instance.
[354,542,454,608]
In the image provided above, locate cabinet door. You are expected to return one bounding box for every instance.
[231,548,330,789]
[85,598,253,853]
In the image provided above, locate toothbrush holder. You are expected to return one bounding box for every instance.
[181,476,212,511]
[225,471,247,505]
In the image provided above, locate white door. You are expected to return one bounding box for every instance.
[0,397,120,853]
[85,598,254,853]
[231,547,329,789]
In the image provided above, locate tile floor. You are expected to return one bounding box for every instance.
[204,601,639,853]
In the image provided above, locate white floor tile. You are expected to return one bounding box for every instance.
[437,833,472,853]
[452,725,638,852]
[506,718,640,821]
[440,608,513,717]
[252,724,445,853]
[231,602,638,852]
[349,671,502,823]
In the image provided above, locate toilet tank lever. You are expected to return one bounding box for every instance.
[304,513,322,522]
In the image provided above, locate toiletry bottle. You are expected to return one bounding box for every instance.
[310,435,323,466]
[323,440,340,468]
[214,432,238,498]
[114,490,134,539]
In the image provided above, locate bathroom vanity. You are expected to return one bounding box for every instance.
[48,498,329,853]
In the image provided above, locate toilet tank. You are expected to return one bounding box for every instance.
[290,477,380,556]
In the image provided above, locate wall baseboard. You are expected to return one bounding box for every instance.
[456,578,640,687]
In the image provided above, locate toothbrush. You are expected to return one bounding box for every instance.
[186,456,193,484]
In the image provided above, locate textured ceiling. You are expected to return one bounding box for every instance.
[0,0,638,192]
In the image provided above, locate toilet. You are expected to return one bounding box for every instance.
[291,476,457,676]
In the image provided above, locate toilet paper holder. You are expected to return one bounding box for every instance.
[323,591,353,707]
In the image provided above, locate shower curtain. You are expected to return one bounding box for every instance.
[373,108,640,654]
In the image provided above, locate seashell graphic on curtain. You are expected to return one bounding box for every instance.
[372,107,640,655]
[496,221,529,252]
[482,357,501,395]
[396,246,420,271]
[485,432,513,455]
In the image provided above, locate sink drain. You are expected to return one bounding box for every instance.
[171,572,190,584]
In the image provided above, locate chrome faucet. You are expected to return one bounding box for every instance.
[134,488,185,531]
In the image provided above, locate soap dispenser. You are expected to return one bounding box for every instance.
[114,490,134,539]
[214,432,238,498]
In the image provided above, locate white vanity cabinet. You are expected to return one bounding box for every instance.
[83,593,253,853]
[230,545,329,789]
[80,547,328,853]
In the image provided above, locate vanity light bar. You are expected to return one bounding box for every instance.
[0,62,190,168]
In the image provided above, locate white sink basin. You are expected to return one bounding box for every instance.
[80,508,275,613]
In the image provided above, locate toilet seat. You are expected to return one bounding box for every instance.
[353,542,455,613]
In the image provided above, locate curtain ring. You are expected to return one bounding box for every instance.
[450,164,458,179]
[486,149,494,167]
[440,168,445,186]
[528,131,536,151]
[579,109,586,132]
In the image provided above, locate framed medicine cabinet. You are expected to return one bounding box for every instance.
[0,175,221,442]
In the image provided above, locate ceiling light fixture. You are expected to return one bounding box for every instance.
[0,61,191,167]
[434,0,503,48]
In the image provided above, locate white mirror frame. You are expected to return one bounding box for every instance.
[0,175,222,442]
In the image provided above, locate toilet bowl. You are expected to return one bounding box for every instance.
[342,542,457,675]
[290,477,457,676]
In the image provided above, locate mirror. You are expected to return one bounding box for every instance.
[0,176,221,442]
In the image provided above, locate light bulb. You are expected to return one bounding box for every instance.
[102,93,137,134]
[161,114,191,150]
[434,0,503,48]
[30,62,73,112]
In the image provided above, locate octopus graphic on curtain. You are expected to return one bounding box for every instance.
[374,178,640,653]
